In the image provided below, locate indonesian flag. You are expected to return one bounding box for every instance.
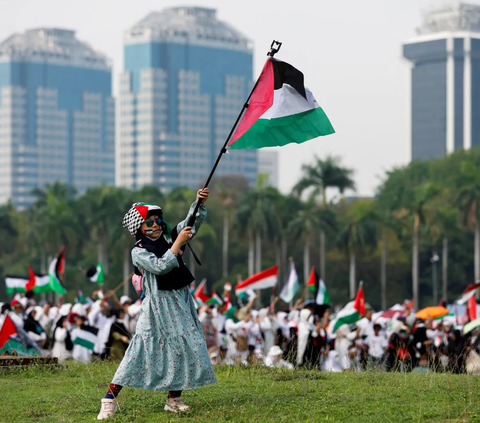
[194,279,210,305]
[331,284,366,333]
[456,282,480,305]
[0,315,17,350]
[49,246,66,295]
[235,265,278,294]
[228,58,334,150]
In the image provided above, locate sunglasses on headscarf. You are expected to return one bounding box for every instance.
[145,217,163,227]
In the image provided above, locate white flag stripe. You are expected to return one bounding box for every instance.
[280,263,299,303]
[5,277,28,289]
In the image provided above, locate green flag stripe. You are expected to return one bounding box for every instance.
[229,107,335,150]
[73,337,95,350]
[332,311,360,333]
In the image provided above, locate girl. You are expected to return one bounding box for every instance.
[97,189,216,420]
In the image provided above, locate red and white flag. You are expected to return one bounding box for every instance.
[0,315,17,350]
[235,265,278,294]
[467,295,478,320]
[456,282,480,305]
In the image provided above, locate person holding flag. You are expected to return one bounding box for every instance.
[97,189,216,420]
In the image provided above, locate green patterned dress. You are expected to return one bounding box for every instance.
[111,203,217,391]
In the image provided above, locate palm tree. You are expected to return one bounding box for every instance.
[293,155,355,280]
[337,199,377,298]
[0,203,17,261]
[456,161,480,286]
[235,174,276,276]
[287,199,320,294]
[211,176,249,278]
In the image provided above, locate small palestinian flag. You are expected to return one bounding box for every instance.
[5,272,50,294]
[72,324,98,351]
[316,279,330,306]
[49,246,66,295]
[279,260,299,303]
[194,279,210,305]
[228,58,334,150]
[306,267,316,292]
[86,262,104,283]
[206,292,224,306]
[332,284,366,333]
[0,315,17,350]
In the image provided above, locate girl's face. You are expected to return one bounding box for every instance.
[140,214,162,238]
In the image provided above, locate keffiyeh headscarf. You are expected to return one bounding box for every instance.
[122,202,163,237]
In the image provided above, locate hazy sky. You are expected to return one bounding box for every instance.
[0,0,470,196]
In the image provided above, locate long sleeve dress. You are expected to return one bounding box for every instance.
[111,202,217,392]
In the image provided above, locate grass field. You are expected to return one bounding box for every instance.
[1,362,480,423]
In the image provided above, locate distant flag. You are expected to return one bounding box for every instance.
[194,279,210,305]
[467,295,478,320]
[72,324,98,351]
[279,260,299,303]
[228,58,335,150]
[316,278,330,306]
[331,284,366,333]
[5,276,29,295]
[0,315,17,350]
[5,272,50,295]
[235,265,278,294]
[48,246,66,295]
[26,266,36,292]
[306,267,316,292]
[86,262,105,283]
[206,292,224,306]
[456,282,480,305]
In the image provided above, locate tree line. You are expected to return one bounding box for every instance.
[1,148,480,309]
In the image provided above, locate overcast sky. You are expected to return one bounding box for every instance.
[0,0,471,196]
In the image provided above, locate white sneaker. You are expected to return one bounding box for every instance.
[97,398,118,420]
[164,397,190,413]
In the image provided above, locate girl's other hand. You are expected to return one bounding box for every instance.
[177,227,193,244]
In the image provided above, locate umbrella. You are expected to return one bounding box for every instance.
[463,318,480,334]
[415,306,449,320]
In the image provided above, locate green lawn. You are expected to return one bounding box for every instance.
[1,362,479,423]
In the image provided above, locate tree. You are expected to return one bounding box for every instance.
[293,155,355,281]
[456,160,480,287]
[337,199,377,298]
[211,176,249,278]
[0,203,17,260]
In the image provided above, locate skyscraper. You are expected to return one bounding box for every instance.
[0,28,114,208]
[258,150,279,189]
[119,7,257,190]
[403,3,480,161]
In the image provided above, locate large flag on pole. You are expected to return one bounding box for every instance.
[235,265,278,294]
[331,284,366,333]
[456,282,480,304]
[228,58,334,150]
[49,246,66,295]
[280,261,299,303]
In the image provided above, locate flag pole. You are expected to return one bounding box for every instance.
[187,40,282,227]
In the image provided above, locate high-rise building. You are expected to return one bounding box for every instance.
[0,28,114,208]
[257,150,279,189]
[119,7,257,190]
[403,3,480,161]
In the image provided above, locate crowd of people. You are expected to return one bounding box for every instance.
[2,284,480,375]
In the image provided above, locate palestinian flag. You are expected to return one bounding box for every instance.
[206,292,224,306]
[456,282,480,305]
[279,260,299,303]
[0,315,17,350]
[467,295,478,320]
[306,267,316,292]
[332,284,366,333]
[194,279,210,305]
[235,265,278,294]
[316,279,330,306]
[86,262,104,283]
[49,246,66,295]
[5,273,50,294]
[72,324,98,351]
[228,58,334,150]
